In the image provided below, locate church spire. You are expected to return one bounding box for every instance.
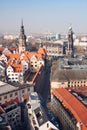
[19,19,27,53]
[21,18,23,27]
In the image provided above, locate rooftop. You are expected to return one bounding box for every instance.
[52,88,87,129]
[34,106,48,127]
[71,86,87,97]
[51,59,87,81]
[0,81,18,96]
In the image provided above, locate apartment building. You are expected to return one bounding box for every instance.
[27,92,59,130]
[0,106,12,130]
[1,98,21,129]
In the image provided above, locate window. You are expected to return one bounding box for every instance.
[47,123,49,128]
[31,65,33,67]
[10,94,13,97]
[4,96,7,99]
[36,111,42,118]
[22,90,24,93]
[27,88,30,91]
[15,92,18,96]
[34,126,39,130]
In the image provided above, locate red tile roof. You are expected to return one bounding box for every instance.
[38,48,47,58]
[52,88,87,130]
[70,86,87,97]
[12,64,23,72]
[2,97,19,107]
[5,47,46,63]
[6,53,21,59]
[0,106,5,114]
[0,48,4,52]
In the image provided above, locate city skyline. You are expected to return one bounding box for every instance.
[0,0,87,35]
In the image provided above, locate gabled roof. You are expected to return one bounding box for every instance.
[25,51,43,60]
[0,48,4,52]
[52,88,87,129]
[38,47,47,58]
[12,64,23,72]
[6,53,21,59]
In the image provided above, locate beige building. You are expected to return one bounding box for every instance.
[43,42,63,58]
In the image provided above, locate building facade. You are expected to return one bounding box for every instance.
[43,42,63,59]
[0,81,34,104]
[2,100,21,129]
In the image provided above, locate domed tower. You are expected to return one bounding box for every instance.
[19,20,26,53]
[67,26,74,58]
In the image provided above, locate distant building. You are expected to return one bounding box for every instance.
[51,88,87,130]
[43,42,64,59]
[66,27,74,58]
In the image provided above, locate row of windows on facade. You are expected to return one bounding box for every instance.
[47,48,62,50]
[7,111,20,118]
[47,50,62,54]
[8,77,19,80]
[7,70,22,73]
[7,73,19,76]
[0,88,30,100]
[8,119,21,128]
[68,81,86,84]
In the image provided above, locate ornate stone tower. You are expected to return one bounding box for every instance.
[67,27,74,58]
[19,20,26,53]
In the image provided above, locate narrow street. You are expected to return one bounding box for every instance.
[39,60,51,104]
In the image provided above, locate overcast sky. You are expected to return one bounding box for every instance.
[0,0,87,34]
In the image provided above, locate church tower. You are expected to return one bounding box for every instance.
[67,27,74,58]
[19,20,26,53]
